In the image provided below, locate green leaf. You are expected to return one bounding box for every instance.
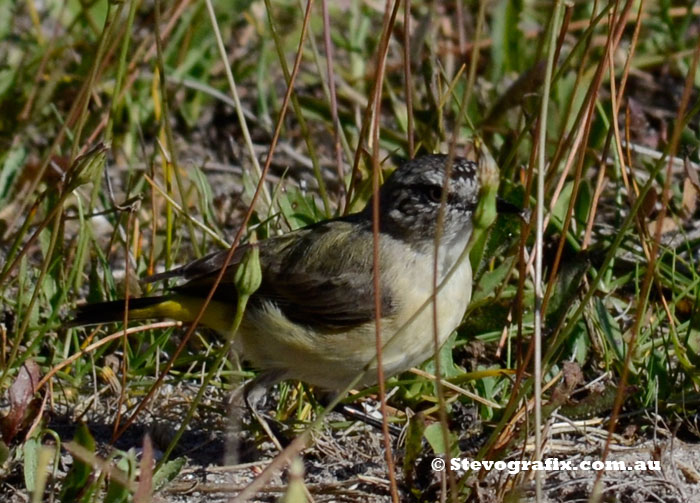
[277,186,324,230]
[66,143,107,191]
[686,327,700,367]
[461,294,521,335]
[566,320,591,365]
[551,181,574,226]
[592,297,626,368]
[23,436,40,492]
[281,457,306,503]
[423,423,458,457]
[645,352,669,405]
[0,146,25,206]
[153,457,186,492]
[574,180,592,226]
[60,423,96,503]
[0,0,12,39]
[105,467,130,503]
[423,332,461,380]
[475,366,500,420]
[402,413,427,481]
[472,257,514,304]
[545,255,589,327]
[470,144,501,271]
[490,0,524,80]
[0,439,9,465]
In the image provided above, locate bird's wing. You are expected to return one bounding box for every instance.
[144,244,252,284]
[167,219,395,331]
[256,266,392,330]
[256,220,396,330]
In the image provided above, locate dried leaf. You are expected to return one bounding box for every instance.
[647,216,677,235]
[684,157,700,193]
[640,186,657,218]
[682,177,698,218]
[562,361,584,391]
[0,361,41,444]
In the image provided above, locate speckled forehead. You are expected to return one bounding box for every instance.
[416,158,478,189]
[450,158,478,181]
[451,160,479,194]
[391,155,480,194]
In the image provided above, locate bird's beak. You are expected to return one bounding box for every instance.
[496,197,522,214]
[497,197,530,221]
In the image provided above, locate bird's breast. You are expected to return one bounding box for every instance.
[378,248,472,378]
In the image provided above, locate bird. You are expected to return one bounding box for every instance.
[73,153,511,403]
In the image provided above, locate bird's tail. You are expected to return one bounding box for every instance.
[70,295,234,333]
[70,296,171,327]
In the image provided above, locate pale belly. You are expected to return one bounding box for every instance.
[235,253,472,390]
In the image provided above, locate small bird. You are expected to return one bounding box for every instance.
[74,154,508,397]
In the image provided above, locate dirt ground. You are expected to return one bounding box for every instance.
[4,380,697,503]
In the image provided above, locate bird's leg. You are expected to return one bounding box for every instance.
[243,370,287,451]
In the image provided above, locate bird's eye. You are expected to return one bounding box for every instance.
[427,186,443,203]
